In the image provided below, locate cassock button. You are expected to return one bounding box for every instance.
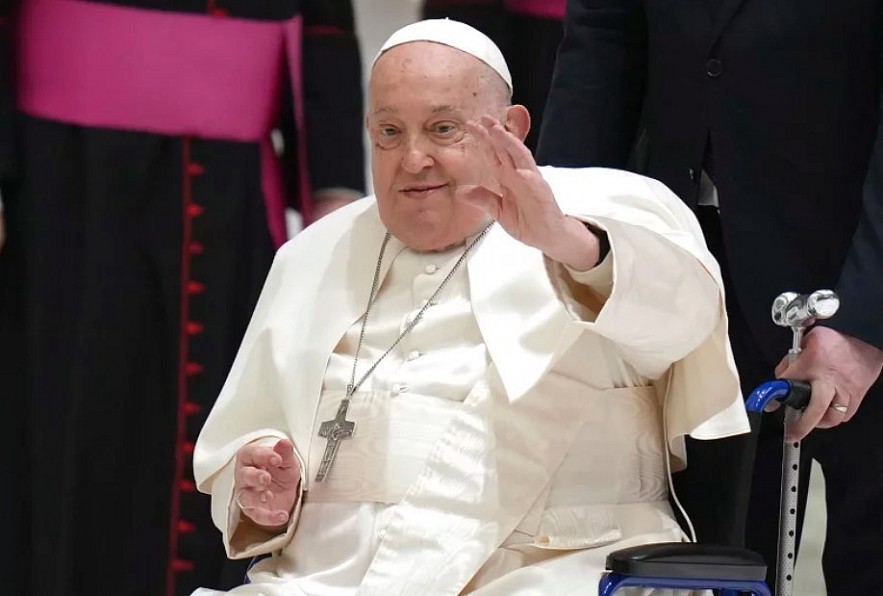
[188,242,205,255]
[187,281,206,295]
[179,478,197,492]
[187,203,205,218]
[185,362,204,376]
[182,401,203,416]
[172,559,194,572]
[182,441,195,455]
[178,520,196,534]
[424,264,438,274]
[187,163,205,176]
[186,321,205,335]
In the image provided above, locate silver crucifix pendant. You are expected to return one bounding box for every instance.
[314,392,357,482]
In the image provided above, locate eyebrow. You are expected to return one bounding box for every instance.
[370,104,461,116]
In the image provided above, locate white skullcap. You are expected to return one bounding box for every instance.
[373,19,512,92]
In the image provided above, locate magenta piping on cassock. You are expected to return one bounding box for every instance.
[15,0,307,247]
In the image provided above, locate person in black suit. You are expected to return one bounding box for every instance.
[536,1,883,594]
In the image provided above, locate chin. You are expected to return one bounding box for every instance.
[398,226,450,252]
[381,201,487,252]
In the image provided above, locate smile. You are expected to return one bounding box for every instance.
[400,184,447,197]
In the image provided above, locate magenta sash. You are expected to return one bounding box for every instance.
[17,0,314,246]
[504,0,566,20]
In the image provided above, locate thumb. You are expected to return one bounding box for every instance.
[765,354,794,411]
[774,354,791,379]
[273,439,297,469]
[455,184,501,219]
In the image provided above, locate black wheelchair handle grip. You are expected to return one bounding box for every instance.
[780,380,812,410]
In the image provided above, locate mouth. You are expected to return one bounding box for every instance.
[399,183,448,197]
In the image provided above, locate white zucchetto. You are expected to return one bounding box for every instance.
[373,19,513,92]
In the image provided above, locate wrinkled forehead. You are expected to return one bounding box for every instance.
[369,42,499,109]
[372,41,486,83]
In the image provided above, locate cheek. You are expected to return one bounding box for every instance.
[371,151,398,187]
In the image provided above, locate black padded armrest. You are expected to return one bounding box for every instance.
[605,542,767,581]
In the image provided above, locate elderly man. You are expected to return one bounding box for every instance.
[192,19,749,595]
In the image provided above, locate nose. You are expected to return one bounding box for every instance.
[400,134,435,174]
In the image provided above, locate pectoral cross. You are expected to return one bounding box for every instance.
[314,390,356,482]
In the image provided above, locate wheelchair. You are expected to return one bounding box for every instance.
[239,292,833,595]
[599,290,838,595]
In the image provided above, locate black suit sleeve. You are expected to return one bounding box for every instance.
[823,42,883,351]
[535,0,647,168]
[300,0,365,194]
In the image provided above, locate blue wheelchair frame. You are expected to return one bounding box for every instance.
[597,380,810,596]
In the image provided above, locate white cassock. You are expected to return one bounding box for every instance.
[192,167,750,596]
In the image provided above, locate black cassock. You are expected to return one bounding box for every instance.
[0,1,364,594]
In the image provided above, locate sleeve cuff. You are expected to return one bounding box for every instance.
[546,250,614,324]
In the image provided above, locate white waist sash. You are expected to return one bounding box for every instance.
[305,386,673,552]
[305,390,465,504]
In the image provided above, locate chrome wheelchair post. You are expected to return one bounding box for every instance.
[770,290,839,596]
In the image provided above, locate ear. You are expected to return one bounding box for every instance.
[503,104,531,142]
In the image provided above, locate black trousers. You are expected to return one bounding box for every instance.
[698,206,883,595]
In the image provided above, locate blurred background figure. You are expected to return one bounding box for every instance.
[0,1,364,595]
[422,0,564,150]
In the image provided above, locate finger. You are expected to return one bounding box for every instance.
[786,379,835,442]
[238,444,283,469]
[769,356,793,410]
[480,116,518,172]
[465,120,502,169]
[484,115,536,171]
[238,490,291,527]
[774,355,790,379]
[273,439,298,470]
[763,399,782,413]
[841,396,860,423]
[465,121,506,193]
[235,465,273,491]
[263,509,291,527]
[455,184,502,218]
[236,486,271,511]
[816,392,849,429]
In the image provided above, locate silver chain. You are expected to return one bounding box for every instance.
[345,223,494,398]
